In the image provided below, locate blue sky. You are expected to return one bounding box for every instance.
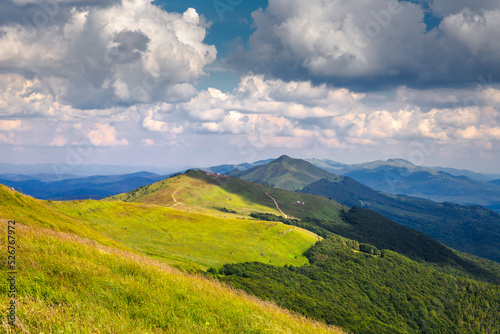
[0,0,499,173]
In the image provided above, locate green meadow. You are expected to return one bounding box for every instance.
[51,200,320,270]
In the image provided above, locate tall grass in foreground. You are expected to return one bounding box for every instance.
[0,221,344,333]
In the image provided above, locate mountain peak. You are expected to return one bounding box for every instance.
[229,155,341,191]
[276,155,293,162]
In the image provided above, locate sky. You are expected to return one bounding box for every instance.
[0,0,500,173]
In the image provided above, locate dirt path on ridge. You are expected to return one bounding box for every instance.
[264,192,288,218]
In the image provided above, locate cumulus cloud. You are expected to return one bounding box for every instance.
[143,110,184,134]
[88,123,128,146]
[180,75,500,150]
[0,0,216,109]
[183,74,365,121]
[228,0,500,88]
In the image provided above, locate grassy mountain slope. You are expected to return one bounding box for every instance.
[50,200,320,270]
[229,156,500,262]
[218,236,500,334]
[0,220,343,333]
[229,155,341,191]
[109,169,345,221]
[0,185,126,250]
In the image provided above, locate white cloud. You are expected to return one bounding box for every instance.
[183,74,365,121]
[229,0,500,87]
[88,123,128,146]
[0,0,216,109]
[143,110,183,134]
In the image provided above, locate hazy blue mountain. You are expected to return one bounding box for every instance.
[0,172,167,200]
[427,166,498,182]
[203,158,275,174]
[304,158,500,212]
[0,163,176,176]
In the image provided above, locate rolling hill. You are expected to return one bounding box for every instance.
[110,169,345,221]
[108,168,500,284]
[0,185,342,333]
[2,172,500,333]
[230,156,500,262]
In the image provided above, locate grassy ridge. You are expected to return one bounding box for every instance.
[51,200,320,270]
[0,185,126,250]
[110,170,345,222]
[0,221,343,333]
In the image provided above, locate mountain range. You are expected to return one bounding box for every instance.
[230,155,500,262]
[4,157,500,214]
[2,156,500,333]
[208,157,500,213]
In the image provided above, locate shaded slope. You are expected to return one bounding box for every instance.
[228,156,500,262]
[301,177,500,262]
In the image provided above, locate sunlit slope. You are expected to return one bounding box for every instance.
[109,169,345,221]
[0,184,126,250]
[0,221,344,334]
[52,200,320,270]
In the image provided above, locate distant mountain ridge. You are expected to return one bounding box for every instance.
[0,172,167,200]
[302,158,500,212]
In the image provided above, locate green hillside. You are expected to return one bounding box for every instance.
[218,236,500,334]
[0,220,343,333]
[0,185,127,250]
[109,169,346,221]
[50,200,320,270]
[0,184,343,333]
[229,155,341,191]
